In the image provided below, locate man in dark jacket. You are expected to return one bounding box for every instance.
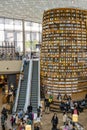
[27,103,33,113]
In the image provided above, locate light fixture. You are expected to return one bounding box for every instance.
[72,0,75,4]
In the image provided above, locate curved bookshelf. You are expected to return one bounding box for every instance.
[40,8,87,99]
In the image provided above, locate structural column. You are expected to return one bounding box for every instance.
[22,19,25,56]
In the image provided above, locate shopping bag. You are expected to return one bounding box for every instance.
[72,114,78,122]
[25,125,31,130]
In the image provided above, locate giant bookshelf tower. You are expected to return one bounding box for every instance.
[40,8,87,99]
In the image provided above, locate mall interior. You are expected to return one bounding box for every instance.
[0,0,87,130]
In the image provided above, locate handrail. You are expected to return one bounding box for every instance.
[13,60,24,112]
[31,58,40,108]
[24,59,33,112]
[38,59,41,107]
[68,116,84,130]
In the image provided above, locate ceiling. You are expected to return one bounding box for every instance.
[0,0,87,23]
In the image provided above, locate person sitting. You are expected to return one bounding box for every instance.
[60,100,66,111]
[85,94,87,102]
[57,92,62,101]
[63,94,68,100]
[81,99,86,107]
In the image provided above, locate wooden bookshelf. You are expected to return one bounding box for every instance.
[40,8,87,99]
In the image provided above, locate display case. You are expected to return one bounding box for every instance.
[40,8,87,99]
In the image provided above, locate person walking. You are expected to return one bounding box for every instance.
[45,99,50,114]
[27,103,33,113]
[51,113,58,130]
[63,111,68,125]
[37,106,41,118]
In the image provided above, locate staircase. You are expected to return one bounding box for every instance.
[17,61,29,111]
[30,60,39,113]
[50,99,61,112]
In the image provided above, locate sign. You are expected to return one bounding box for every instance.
[25,125,31,130]
[72,114,78,122]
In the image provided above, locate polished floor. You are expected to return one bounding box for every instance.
[0,88,87,130]
[41,109,87,130]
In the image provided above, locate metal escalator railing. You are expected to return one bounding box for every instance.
[38,59,40,107]
[13,60,24,112]
[24,59,33,112]
[30,59,40,113]
[68,116,84,130]
[16,61,29,111]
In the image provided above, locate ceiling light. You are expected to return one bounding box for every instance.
[72,0,75,4]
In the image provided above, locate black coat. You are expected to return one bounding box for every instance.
[51,116,58,126]
[34,126,39,130]
[27,105,33,112]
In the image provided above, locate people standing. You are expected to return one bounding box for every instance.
[63,112,68,125]
[10,115,14,128]
[27,103,33,113]
[1,107,8,120]
[51,113,58,130]
[72,105,79,123]
[37,106,41,118]
[1,113,5,130]
[49,94,53,104]
[63,123,69,130]
[72,105,79,115]
[71,123,76,130]
[57,92,62,101]
[45,99,50,114]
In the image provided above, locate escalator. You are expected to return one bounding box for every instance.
[30,60,40,113]
[16,61,30,111]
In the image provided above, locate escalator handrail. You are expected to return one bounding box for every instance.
[38,59,41,107]
[13,60,24,112]
[24,59,33,112]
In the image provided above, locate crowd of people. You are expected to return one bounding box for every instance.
[59,93,87,114]
[51,112,77,130]
[44,93,87,130]
[0,103,42,130]
[1,83,87,130]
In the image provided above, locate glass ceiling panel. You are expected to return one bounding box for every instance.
[0,0,86,23]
